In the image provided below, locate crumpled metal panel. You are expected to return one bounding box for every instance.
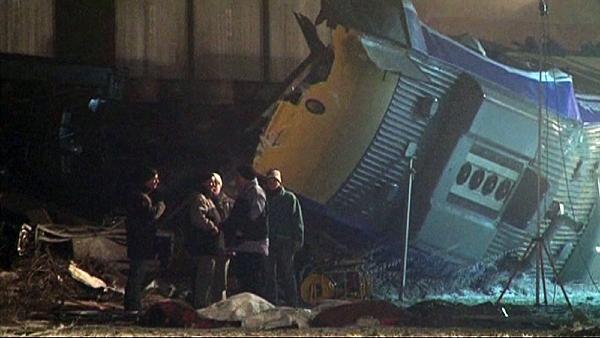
[360,35,428,82]
[543,120,596,274]
[326,56,458,227]
[484,116,600,275]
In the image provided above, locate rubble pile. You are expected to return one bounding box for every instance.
[0,218,130,325]
[365,240,525,303]
[75,256,127,296]
[0,251,84,324]
[405,250,522,300]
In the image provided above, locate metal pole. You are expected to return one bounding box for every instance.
[401,157,414,301]
[535,1,547,306]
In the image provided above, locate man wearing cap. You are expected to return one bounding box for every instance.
[264,168,304,307]
[223,164,268,297]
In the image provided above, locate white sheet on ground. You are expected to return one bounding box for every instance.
[242,307,312,330]
[196,292,275,322]
[196,292,313,330]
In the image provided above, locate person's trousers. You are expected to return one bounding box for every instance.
[233,252,266,298]
[265,240,299,306]
[124,259,153,311]
[192,255,229,309]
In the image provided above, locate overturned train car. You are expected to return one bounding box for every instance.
[253,0,600,283]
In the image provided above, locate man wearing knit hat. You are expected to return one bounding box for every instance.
[223,164,268,297]
[186,171,233,308]
[264,168,304,307]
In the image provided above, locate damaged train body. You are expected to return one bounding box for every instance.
[253,0,600,283]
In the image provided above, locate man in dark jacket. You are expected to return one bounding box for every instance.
[224,164,268,297]
[187,172,233,308]
[124,167,166,312]
[264,169,304,307]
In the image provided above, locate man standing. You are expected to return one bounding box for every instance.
[264,169,304,307]
[209,172,234,301]
[124,166,166,313]
[187,172,233,308]
[224,164,268,297]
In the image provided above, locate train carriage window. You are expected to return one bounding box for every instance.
[468,169,485,190]
[456,163,472,185]
[482,175,498,196]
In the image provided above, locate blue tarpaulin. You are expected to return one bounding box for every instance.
[404,4,599,123]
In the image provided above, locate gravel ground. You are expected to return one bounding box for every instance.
[0,323,564,337]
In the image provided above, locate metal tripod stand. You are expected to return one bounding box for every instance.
[495,230,573,312]
[497,0,573,313]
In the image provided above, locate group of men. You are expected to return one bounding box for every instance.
[123,164,305,313]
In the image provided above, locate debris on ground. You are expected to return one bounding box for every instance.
[2,245,600,334]
[0,270,19,283]
[68,261,119,293]
[1,193,600,334]
[0,251,84,324]
[31,221,128,262]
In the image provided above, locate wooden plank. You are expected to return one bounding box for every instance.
[115,0,188,79]
[115,0,148,78]
[193,0,263,81]
[0,0,54,56]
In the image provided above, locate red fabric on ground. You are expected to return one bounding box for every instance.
[140,300,231,328]
[311,300,409,327]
